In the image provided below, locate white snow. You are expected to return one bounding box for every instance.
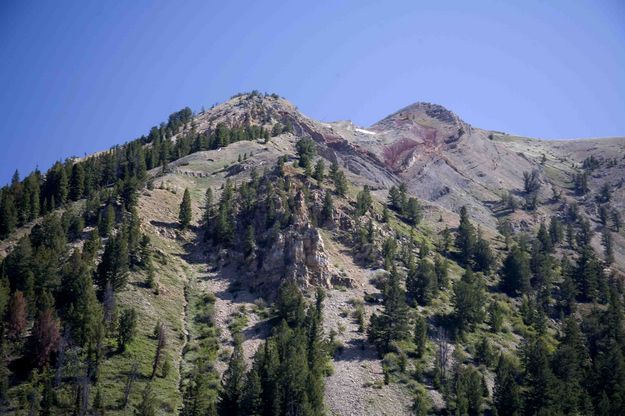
[355,128,376,135]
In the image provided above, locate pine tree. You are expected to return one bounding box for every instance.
[522,337,556,415]
[243,225,256,258]
[96,233,129,292]
[322,192,334,224]
[414,314,427,358]
[220,334,246,415]
[473,230,495,273]
[368,267,410,353]
[453,269,486,333]
[179,188,192,229]
[69,163,85,201]
[456,206,476,266]
[500,246,531,296]
[312,159,325,185]
[117,308,137,352]
[488,301,504,333]
[406,258,437,306]
[334,170,347,196]
[493,354,521,416]
[603,228,614,264]
[355,185,372,216]
[405,197,422,225]
[0,190,18,238]
[98,205,115,238]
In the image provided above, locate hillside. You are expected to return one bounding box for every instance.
[0,91,624,415]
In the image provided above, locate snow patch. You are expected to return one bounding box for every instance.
[355,128,376,135]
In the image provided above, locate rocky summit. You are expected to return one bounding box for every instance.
[0,91,624,415]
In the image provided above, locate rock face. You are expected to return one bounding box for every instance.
[255,224,331,293]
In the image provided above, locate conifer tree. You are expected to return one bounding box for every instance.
[522,337,556,415]
[603,228,614,264]
[0,191,18,238]
[473,230,495,273]
[96,233,129,292]
[69,163,85,201]
[220,334,246,415]
[406,258,437,306]
[117,308,137,352]
[456,206,476,266]
[493,354,521,416]
[405,197,422,225]
[98,205,115,238]
[312,159,325,185]
[414,314,427,358]
[368,267,410,353]
[500,246,531,296]
[333,170,347,196]
[179,188,192,229]
[7,290,27,339]
[453,269,486,333]
[322,192,333,223]
[355,185,372,216]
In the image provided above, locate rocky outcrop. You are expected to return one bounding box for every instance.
[253,224,331,293]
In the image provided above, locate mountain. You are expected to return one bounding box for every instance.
[0,91,624,415]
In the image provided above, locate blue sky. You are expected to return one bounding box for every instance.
[1,0,624,185]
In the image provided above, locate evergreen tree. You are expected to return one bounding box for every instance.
[179,188,192,229]
[355,185,372,216]
[473,230,495,273]
[500,246,531,296]
[220,334,246,415]
[414,314,427,358]
[522,337,556,415]
[295,137,316,168]
[117,308,137,352]
[405,197,422,225]
[69,163,85,201]
[0,190,18,238]
[96,233,129,292]
[493,354,521,416]
[312,159,325,185]
[322,191,333,224]
[333,170,347,196]
[368,267,410,353]
[453,269,486,333]
[98,205,115,238]
[456,206,476,266]
[603,229,614,264]
[575,244,603,302]
[406,258,437,306]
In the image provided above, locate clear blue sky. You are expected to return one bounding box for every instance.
[1,0,624,185]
